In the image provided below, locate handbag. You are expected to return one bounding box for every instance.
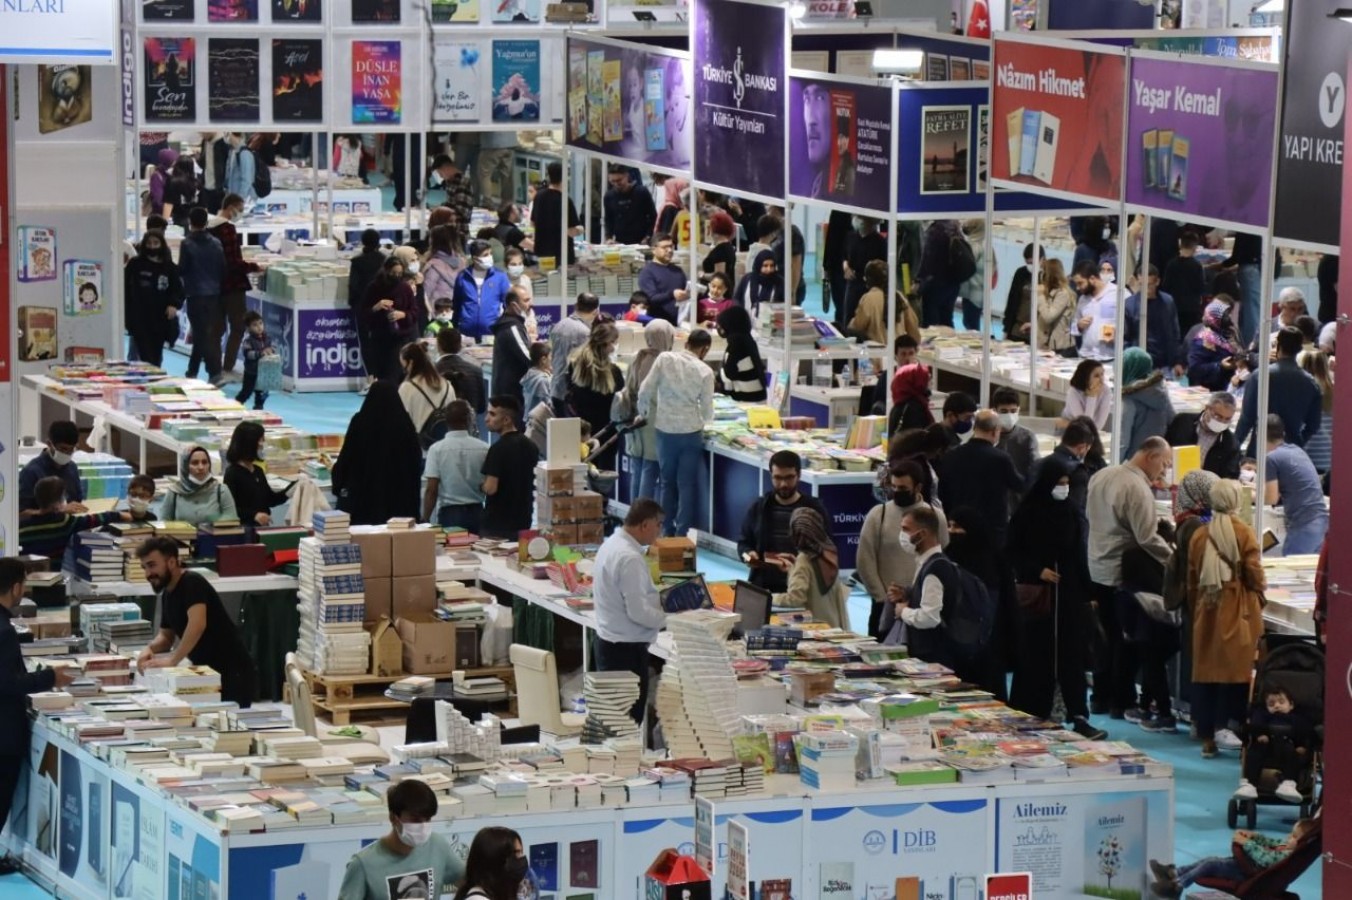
[255,351,284,393]
[1015,581,1053,621]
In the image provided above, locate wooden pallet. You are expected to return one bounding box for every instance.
[300,666,516,726]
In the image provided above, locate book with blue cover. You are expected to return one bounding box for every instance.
[1018,109,1040,178]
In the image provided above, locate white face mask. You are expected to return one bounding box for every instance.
[1051,485,1070,501]
[1239,470,1257,486]
[476,255,493,270]
[50,449,73,466]
[129,498,151,514]
[437,312,453,323]
[1100,270,1115,284]
[897,532,918,555]
[1206,415,1231,434]
[997,412,1019,430]
[959,428,974,444]
[256,446,267,460]
[398,822,433,848]
[406,261,420,275]
[1101,226,1111,241]
[189,473,211,486]
[507,264,525,278]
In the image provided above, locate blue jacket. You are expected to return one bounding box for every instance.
[451,266,512,340]
[1124,290,1183,370]
[224,146,256,201]
[1235,357,1324,457]
[18,452,83,510]
[178,230,226,298]
[638,261,687,323]
[1186,333,1234,392]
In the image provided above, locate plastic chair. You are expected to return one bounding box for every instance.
[284,653,385,748]
[509,644,586,738]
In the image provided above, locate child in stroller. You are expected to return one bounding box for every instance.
[1234,685,1314,805]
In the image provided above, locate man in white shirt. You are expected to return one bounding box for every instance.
[1071,260,1119,361]
[637,329,715,537]
[591,499,666,723]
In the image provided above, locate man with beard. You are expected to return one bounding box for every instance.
[738,450,831,594]
[135,536,257,707]
[802,82,831,198]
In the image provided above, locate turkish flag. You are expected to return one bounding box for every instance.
[966,0,991,37]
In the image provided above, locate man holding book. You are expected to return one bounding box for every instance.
[592,499,667,723]
[135,536,257,707]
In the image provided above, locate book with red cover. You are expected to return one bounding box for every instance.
[217,544,270,578]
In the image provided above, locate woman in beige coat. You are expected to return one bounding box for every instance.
[1187,479,1266,758]
[776,507,850,629]
[848,260,921,346]
[1036,258,1076,352]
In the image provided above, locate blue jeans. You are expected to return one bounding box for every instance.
[1178,857,1244,887]
[960,298,983,331]
[1238,262,1261,347]
[437,503,482,534]
[632,457,660,505]
[657,429,706,537]
[1283,520,1328,556]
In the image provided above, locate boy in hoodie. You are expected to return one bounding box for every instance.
[178,207,227,384]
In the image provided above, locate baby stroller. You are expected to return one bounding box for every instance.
[1227,634,1323,828]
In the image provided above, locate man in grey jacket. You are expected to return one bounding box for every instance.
[857,459,948,640]
[549,291,598,415]
[178,206,227,384]
[1085,436,1173,717]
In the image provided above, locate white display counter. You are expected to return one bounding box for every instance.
[9,719,1175,900]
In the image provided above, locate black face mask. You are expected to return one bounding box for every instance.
[892,490,916,508]
[505,856,529,883]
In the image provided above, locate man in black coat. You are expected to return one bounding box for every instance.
[0,558,75,873]
[936,410,1025,548]
[737,450,830,594]
[1164,391,1242,480]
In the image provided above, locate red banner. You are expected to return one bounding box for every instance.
[0,64,9,385]
[990,38,1126,202]
[985,872,1032,900]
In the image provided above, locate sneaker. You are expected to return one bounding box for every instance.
[1071,717,1108,741]
[0,856,18,875]
[1141,715,1179,733]
[1149,860,1177,883]
[1233,779,1258,800]
[1215,728,1243,750]
[1150,879,1180,899]
[1276,779,1302,804]
[1201,739,1219,758]
[1123,707,1151,724]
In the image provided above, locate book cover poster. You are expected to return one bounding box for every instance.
[1084,795,1147,899]
[585,48,604,142]
[643,67,666,151]
[37,66,92,134]
[207,38,260,123]
[601,59,622,142]
[567,44,586,140]
[63,261,104,317]
[529,843,558,891]
[827,89,857,197]
[921,105,971,194]
[977,104,990,192]
[272,0,321,21]
[18,225,56,283]
[433,40,482,123]
[492,0,540,23]
[143,0,193,20]
[143,38,196,122]
[18,306,58,361]
[925,53,949,81]
[272,39,324,122]
[352,40,402,124]
[950,57,971,80]
[492,40,540,122]
[568,839,598,888]
[432,0,479,21]
[353,0,400,21]
[819,861,854,899]
[208,0,258,21]
[1167,135,1189,201]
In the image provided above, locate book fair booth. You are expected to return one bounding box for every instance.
[0,0,1347,897]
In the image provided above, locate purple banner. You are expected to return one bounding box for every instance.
[1125,56,1277,229]
[296,308,361,380]
[566,37,692,170]
[693,0,786,200]
[788,76,893,213]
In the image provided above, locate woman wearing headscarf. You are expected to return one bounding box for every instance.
[391,245,427,331]
[622,320,674,502]
[1188,296,1243,392]
[733,250,785,313]
[778,507,849,629]
[1007,456,1100,736]
[888,363,934,437]
[655,177,689,241]
[331,382,423,525]
[1162,469,1220,732]
[124,229,183,367]
[1187,479,1266,758]
[364,256,419,382]
[159,446,238,527]
[944,506,1014,700]
[716,305,767,402]
[1120,346,1175,461]
[565,321,624,470]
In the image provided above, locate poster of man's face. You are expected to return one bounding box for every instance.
[803,83,831,167]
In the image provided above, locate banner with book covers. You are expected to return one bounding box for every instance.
[787,75,893,214]
[990,37,1127,203]
[564,36,693,170]
[895,84,988,216]
[1124,54,1277,231]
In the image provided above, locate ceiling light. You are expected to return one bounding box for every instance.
[872,49,924,73]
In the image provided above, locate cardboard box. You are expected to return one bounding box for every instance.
[644,850,712,900]
[367,617,404,677]
[573,491,604,521]
[536,465,578,497]
[351,531,393,579]
[549,524,579,545]
[392,574,438,619]
[390,528,438,577]
[575,522,604,546]
[650,537,696,572]
[395,615,456,674]
[363,577,392,623]
[790,671,836,706]
[537,494,576,524]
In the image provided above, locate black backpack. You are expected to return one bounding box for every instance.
[948,235,977,283]
[411,382,452,450]
[251,149,272,199]
[932,557,996,660]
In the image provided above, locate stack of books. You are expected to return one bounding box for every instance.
[581,671,640,743]
[654,610,741,760]
[296,537,368,675]
[153,521,196,543]
[74,532,124,583]
[454,676,505,697]
[143,665,222,703]
[386,675,436,702]
[312,510,351,544]
[93,619,155,654]
[79,653,134,688]
[433,703,501,763]
[797,732,858,791]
